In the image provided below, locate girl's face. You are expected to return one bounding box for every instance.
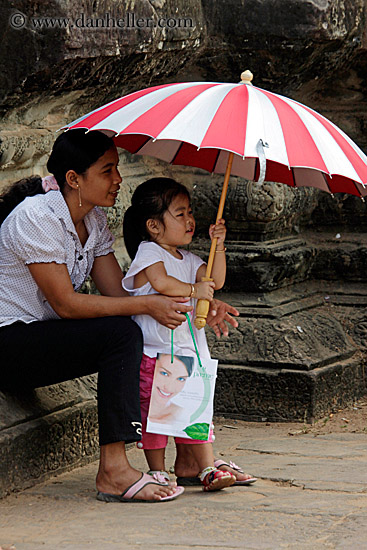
[73,146,122,208]
[156,194,195,247]
[152,354,190,405]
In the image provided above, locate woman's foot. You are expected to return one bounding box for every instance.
[97,442,176,502]
[200,467,235,492]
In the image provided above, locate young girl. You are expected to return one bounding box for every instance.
[122,177,236,491]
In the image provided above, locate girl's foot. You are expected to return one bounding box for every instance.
[199,467,235,492]
[214,460,257,485]
[147,470,177,488]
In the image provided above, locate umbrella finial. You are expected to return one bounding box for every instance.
[240,70,253,85]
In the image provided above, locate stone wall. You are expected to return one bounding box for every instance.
[1,0,367,496]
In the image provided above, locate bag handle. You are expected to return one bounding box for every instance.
[170,313,203,369]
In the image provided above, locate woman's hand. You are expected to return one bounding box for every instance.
[209,218,226,249]
[146,295,193,330]
[206,298,239,338]
[193,281,215,301]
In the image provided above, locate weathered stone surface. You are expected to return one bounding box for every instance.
[0,376,99,497]
[0,399,99,498]
[214,357,365,423]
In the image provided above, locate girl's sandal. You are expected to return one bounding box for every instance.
[199,467,236,492]
[214,460,257,485]
[147,470,177,488]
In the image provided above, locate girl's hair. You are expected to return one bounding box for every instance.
[157,353,194,377]
[0,129,114,226]
[123,177,191,259]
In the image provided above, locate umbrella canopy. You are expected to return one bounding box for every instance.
[63,71,367,197]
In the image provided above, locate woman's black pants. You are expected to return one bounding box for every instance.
[0,316,143,446]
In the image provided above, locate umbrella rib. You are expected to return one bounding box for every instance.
[211,149,222,173]
[352,180,363,197]
[171,141,184,164]
[322,173,334,195]
[131,136,152,154]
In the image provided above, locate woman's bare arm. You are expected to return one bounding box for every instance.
[27,260,192,329]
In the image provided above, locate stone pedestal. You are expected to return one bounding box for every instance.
[207,284,366,423]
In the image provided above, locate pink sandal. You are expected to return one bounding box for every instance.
[199,467,236,492]
[97,472,184,503]
[214,460,257,485]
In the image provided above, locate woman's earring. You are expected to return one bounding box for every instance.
[76,185,82,207]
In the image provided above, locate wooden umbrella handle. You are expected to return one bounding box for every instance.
[194,152,234,329]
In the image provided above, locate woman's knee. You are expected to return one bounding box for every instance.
[99,316,143,357]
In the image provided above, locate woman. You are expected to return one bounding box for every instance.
[0,129,240,502]
[148,354,194,425]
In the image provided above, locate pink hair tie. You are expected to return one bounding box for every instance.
[42,175,60,193]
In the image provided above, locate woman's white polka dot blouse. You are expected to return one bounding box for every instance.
[0,190,115,327]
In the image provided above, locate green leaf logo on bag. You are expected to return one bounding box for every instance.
[183,422,210,440]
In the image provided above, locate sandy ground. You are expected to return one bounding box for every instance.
[1,398,367,550]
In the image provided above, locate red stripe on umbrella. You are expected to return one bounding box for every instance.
[261,90,329,172]
[200,85,249,156]
[121,83,217,137]
[300,103,367,184]
[71,83,179,130]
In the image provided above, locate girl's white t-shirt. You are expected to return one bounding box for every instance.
[122,241,211,359]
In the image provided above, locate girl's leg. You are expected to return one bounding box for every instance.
[144,449,166,472]
[0,318,175,501]
[188,442,215,472]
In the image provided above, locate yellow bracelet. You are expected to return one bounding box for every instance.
[215,247,227,253]
[189,284,196,298]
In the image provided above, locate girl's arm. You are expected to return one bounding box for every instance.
[27,256,192,329]
[205,218,226,289]
[144,261,215,301]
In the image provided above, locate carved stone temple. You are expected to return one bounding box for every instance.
[1,0,367,496]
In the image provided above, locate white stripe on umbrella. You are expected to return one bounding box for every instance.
[122,83,217,137]
[282,96,362,183]
[155,84,236,145]
[245,85,290,166]
[89,82,206,133]
[199,85,248,155]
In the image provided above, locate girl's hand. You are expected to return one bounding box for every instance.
[194,281,215,301]
[209,219,226,248]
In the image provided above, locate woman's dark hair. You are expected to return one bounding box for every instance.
[175,355,194,377]
[157,353,194,377]
[123,177,191,259]
[0,129,114,225]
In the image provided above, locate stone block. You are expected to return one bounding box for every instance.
[0,377,99,498]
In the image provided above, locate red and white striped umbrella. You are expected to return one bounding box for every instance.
[63,71,367,197]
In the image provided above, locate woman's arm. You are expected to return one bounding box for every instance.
[144,261,215,301]
[27,259,192,329]
[91,253,128,297]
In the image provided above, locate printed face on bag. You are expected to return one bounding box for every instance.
[152,354,192,404]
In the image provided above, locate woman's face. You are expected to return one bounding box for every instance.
[74,146,122,208]
[152,354,190,405]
